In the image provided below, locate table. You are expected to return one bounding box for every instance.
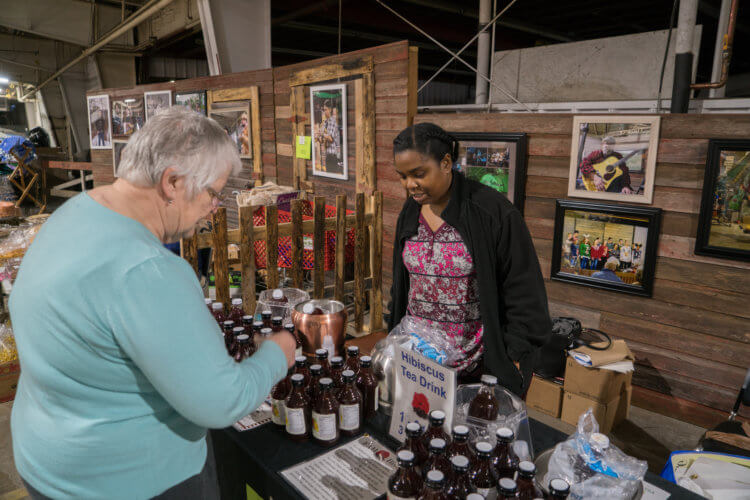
[212,411,704,499]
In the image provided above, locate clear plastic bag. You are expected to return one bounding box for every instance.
[254,287,309,322]
[545,409,647,499]
[389,315,462,366]
[0,224,40,260]
[0,323,17,364]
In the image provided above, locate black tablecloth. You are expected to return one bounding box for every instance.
[211,411,703,499]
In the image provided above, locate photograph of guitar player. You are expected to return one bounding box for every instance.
[578,136,635,194]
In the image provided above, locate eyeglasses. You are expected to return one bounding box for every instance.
[206,187,225,207]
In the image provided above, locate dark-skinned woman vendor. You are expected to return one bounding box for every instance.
[387,123,551,397]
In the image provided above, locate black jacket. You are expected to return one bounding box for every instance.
[388,171,551,396]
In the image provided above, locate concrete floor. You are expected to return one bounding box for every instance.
[0,400,706,499]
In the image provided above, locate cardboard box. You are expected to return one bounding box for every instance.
[0,359,20,403]
[564,357,632,403]
[614,384,632,424]
[561,391,621,434]
[526,375,564,418]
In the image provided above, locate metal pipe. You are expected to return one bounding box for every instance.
[487,0,497,110]
[670,0,698,113]
[708,0,731,98]
[475,0,491,104]
[691,0,738,91]
[21,0,175,100]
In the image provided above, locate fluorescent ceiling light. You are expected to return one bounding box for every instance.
[0,77,9,84]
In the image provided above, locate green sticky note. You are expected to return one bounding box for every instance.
[296,135,311,160]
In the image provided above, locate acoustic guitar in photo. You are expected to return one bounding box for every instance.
[581,148,646,192]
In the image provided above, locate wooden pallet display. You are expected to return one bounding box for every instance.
[183,191,385,335]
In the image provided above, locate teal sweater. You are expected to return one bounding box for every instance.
[9,193,287,499]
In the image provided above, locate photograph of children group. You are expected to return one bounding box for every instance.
[560,209,649,286]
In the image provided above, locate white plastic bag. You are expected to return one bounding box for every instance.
[389,315,462,366]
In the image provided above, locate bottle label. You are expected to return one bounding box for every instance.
[374,386,379,411]
[386,494,415,500]
[339,403,361,431]
[285,407,306,435]
[271,399,286,425]
[312,411,337,440]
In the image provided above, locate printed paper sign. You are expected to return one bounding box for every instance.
[389,345,457,442]
[296,135,312,160]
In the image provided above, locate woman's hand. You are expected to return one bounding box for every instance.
[268,330,297,368]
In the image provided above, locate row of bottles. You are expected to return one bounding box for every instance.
[388,449,570,499]
[270,346,379,444]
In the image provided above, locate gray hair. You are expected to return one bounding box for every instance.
[116,106,242,198]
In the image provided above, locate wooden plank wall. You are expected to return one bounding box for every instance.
[273,41,412,286]
[416,112,750,428]
[86,69,276,227]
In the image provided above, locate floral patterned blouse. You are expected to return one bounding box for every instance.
[402,214,484,371]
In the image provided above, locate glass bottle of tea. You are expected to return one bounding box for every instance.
[270,373,290,427]
[312,377,339,447]
[345,345,360,375]
[222,320,235,352]
[469,441,498,498]
[444,455,476,498]
[242,314,254,329]
[329,356,345,391]
[211,302,226,324]
[399,422,428,467]
[516,461,543,500]
[204,297,212,312]
[261,309,273,328]
[422,410,451,449]
[308,364,323,404]
[492,427,519,480]
[422,438,452,480]
[356,355,379,421]
[293,355,311,388]
[498,478,518,499]
[468,374,500,421]
[229,298,244,324]
[417,470,448,500]
[271,288,288,303]
[337,369,362,436]
[446,425,474,461]
[284,373,310,441]
[315,348,331,377]
[547,478,570,499]
[271,316,283,333]
[388,450,423,500]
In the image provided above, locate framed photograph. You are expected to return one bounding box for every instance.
[174,90,207,115]
[112,140,128,177]
[111,97,145,138]
[87,94,112,149]
[452,132,527,213]
[695,139,750,261]
[209,105,252,159]
[551,199,661,297]
[310,83,348,180]
[144,90,172,120]
[568,115,660,204]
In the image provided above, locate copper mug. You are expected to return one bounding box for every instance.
[291,299,347,357]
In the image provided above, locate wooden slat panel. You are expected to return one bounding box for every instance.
[407,46,418,125]
[369,191,384,333]
[265,205,279,289]
[363,71,376,192]
[660,212,699,238]
[313,196,326,299]
[547,300,601,329]
[656,138,708,164]
[660,114,750,139]
[354,193,366,333]
[655,257,750,295]
[290,86,306,189]
[239,206,256,315]
[212,208,230,310]
[631,385,738,429]
[335,195,347,302]
[652,278,750,319]
[355,79,365,193]
[250,86,263,180]
[289,55,373,86]
[181,235,199,277]
[658,234,750,270]
[415,112,574,135]
[291,199,304,289]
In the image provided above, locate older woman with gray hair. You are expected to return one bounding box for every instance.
[9,107,296,499]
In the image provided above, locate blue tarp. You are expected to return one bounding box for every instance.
[0,135,36,164]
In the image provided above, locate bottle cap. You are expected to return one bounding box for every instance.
[272,288,283,300]
[498,477,517,494]
[475,441,493,455]
[425,469,444,486]
[396,450,415,465]
[253,321,263,328]
[319,377,333,387]
[212,302,223,310]
[450,455,469,470]
[204,298,212,305]
[429,438,446,451]
[342,369,355,382]
[242,315,253,322]
[518,461,536,477]
[260,327,272,336]
[310,364,322,375]
[405,422,421,435]
[331,356,344,366]
[481,374,498,385]
[262,309,272,316]
[453,425,469,437]
[466,495,484,500]
[315,348,328,358]
[284,322,295,331]
[591,433,610,450]
[223,320,234,327]
[290,373,305,385]
[272,316,283,323]
[232,327,245,333]
[236,334,250,342]
[295,355,307,365]
[496,427,515,441]
[347,345,359,355]
[231,298,242,306]
[359,355,372,367]
[549,478,570,494]
[429,410,446,422]
[302,303,314,314]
